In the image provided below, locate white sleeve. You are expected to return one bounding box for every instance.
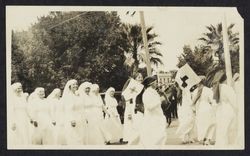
[206,87,216,105]
[224,85,237,107]
[143,89,161,110]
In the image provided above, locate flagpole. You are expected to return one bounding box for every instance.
[239,12,244,148]
[139,11,152,76]
[222,13,233,86]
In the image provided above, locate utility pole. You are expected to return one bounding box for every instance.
[222,13,233,86]
[139,11,152,76]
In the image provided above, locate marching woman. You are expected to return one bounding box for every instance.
[122,72,144,145]
[191,77,216,145]
[8,82,30,146]
[140,75,167,147]
[104,87,123,144]
[47,88,66,145]
[212,71,237,146]
[28,87,55,145]
[176,87,196,144]
[78,81,93,144]
[62,79,85,145]
[83,84,110,145]
[233,73,243,146]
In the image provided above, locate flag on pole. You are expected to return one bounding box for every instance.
[122,78,144,101]
[175,63,201,91]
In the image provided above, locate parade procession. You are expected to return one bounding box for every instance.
[6,7,244,149]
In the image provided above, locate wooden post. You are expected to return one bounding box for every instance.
[139,11,152,76]
[222,13,233,86]
[239,13,244,148]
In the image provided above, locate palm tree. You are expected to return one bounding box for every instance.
[198,23,239,66]
[198,23,240,86]
[121,24,163,76]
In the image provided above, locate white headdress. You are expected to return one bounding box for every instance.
[90,84,99,94]
[62,79,77,99]
[28,87,45,103]
[104,87,116,105]
[47,88,61,99]
[78,82,92,97]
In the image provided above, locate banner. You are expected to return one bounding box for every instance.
[175,63,201,91]
[122,78,144,101]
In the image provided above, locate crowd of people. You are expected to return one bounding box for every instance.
[8,72,167,147]
[8,68,243,148]
[176,72,242,147]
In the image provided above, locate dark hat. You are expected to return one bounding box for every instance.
[142,75,157,87]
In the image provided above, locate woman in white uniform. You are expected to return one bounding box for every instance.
[104,87,123,144]
[176,87,196,144]
[82,84,109,145]
[212,72,237,146]
[78,82,93,144]
[47,88,66,145]
[28,87,54,145]
[191,77,216,145]
[8,82,30,146]
[122,72,144,144]
[62,79,85,145]
[233,73,243,146]
[140,75,167,147]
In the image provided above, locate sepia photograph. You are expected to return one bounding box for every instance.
[6,6,244,150]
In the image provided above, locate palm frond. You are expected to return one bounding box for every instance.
[206,26,213,32]
[148,41,162,48]
[146,26,154,33]
[217,23,222,34]
[150,57,163,65]
[149,48,163,57]
[228,23,235,30]
[147,33,158,42]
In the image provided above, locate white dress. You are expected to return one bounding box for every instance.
[104,96,123,143]
[64,94,85,145]
[140,87,167,146]
[84,95,107,145]
[234,80,244,146]
[176,89,196,142]
[8,94,30,146]
[29,98,55,145]
[215,84,237,146]
[50,98,67,145]
[194,87,216,141]
[123,97,143,144]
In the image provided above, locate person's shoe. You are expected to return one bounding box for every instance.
[122,141,128,144]
[105,141,111,145]
[120,138,128,144]
[119,138,123,143]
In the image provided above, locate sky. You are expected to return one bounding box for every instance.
[6,6,243,71]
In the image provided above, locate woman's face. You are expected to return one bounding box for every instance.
[94,87,100,94]
[15,85,23,96]
[55,90,61,98]
[70,82,78,92]
[38,90,45,99]
[135,73,143,83]
[85,87,90,95]
[151,81,158,89]
[110,90,115,97]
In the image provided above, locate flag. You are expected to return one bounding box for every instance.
[122,78,144,101]
[175,63,201,91]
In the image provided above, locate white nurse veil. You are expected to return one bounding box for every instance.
[104,87,115,105]
[78,81,92,97]
[62,79,77,99]
[47,88,61,99]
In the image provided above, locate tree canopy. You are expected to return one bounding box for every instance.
[11,11,163,95]
[177,23,240,85]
